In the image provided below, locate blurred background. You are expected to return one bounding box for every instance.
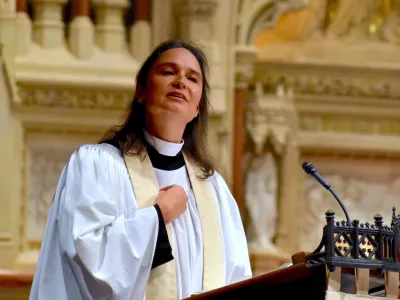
[1,0,400,297]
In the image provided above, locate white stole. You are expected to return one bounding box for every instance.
[124,151,225,300]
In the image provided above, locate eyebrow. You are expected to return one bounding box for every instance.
[156,62,202,78]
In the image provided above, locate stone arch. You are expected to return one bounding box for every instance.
[236,0,312,45]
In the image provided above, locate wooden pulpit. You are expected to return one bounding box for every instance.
[186,208,400,299]
[185,262,328,299]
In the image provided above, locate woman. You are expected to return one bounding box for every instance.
[30,40,251,300]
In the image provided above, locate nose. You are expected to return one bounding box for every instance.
[172,75,186,89]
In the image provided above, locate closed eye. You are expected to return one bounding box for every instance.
[162,69,175,75]
[188,76,198,83]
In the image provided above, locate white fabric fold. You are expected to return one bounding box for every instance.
[30,141,252,300]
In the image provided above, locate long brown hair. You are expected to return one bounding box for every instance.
[100,40,215,179]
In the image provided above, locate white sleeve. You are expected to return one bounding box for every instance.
[60,145,159,299]
[211,172,253,285]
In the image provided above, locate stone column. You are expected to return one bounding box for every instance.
[15,0,31,56]
[232,45,257,220]
[245,77,302,254]
[0,43,24,269]
[129,0,151,61]
[275,131,302,254]
[271,83,301,255]
[68,0,94,59]
[32,0,68,49]
[92,0,129,53]
[0,0,16,63]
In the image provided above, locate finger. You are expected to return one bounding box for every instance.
[159,185,174,191]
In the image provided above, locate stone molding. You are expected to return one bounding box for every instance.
[254,60,400,99]
[249,60,400,157]
[174,0,218,17]
[17,84,133,110]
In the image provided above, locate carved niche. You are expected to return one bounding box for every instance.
[245,80,298,155]
[244,80,298,254]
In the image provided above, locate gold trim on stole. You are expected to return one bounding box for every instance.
[124,152,225,300]
[182,153,225,292]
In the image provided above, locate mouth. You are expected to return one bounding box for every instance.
[167,91,187,102]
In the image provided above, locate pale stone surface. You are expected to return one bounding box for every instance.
[27,148,71,241]
[245,152,278,253]
[301,160,400,251]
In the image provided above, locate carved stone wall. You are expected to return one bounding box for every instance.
[237,0,400,259]
[0,0,238,272]
[15,130,100,267]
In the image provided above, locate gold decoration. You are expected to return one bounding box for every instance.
[334,233,351,256]
[381,0,400,44]
[359,235,377,259]
[317,0,394,41]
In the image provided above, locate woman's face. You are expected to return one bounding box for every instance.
[139,47,203,124]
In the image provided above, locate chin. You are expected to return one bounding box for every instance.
[153,106,184,119]
[165,99,187,113]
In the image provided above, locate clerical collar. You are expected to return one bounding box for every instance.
[143,130,185,171]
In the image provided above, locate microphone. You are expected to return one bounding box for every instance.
[302,162,351,224]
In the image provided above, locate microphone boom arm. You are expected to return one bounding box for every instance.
[302,161,352,224]
[327,187,351,224]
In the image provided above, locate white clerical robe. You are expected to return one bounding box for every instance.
[29,133,252,300]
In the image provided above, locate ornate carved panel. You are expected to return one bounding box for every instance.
[254,62,400,100]
[253,61,400,141]
[22,131,97,252]
[252,1,400,64]
[27,148,70,242]
[17,84,133,110]
[299,114,400,136]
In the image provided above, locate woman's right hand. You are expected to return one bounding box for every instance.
[156,185,188,224]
